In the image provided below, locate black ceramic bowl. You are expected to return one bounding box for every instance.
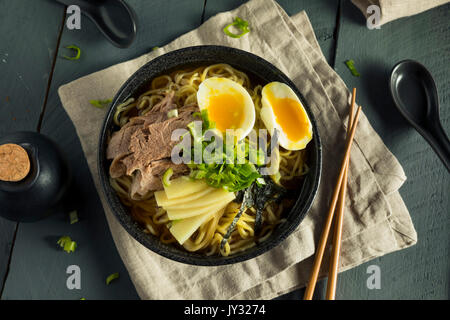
[98,45,322,266]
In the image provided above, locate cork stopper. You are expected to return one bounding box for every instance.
[0,143,31,182]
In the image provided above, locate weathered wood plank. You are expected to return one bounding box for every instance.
[0,0,64,132]
[2,0,205,299]
[204,0,340,64]
[332,1,450,299]
[0,0,65,298]
[0,220,16,297]
[3,0,447,300]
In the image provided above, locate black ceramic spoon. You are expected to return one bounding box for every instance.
[390,60,450,172]
[55,0,137,48]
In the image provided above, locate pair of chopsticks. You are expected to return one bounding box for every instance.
[304,88,359,300]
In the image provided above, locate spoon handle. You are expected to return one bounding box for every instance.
[427,121,450,172]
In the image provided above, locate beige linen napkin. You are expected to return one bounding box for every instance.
[58,0,417,299]
[351,0,449,26]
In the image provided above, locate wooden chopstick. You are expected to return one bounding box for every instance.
[303,101,361,300]
[325,88,357,300]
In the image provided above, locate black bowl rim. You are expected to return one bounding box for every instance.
[98,45,322,266]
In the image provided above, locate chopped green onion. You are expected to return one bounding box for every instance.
[57,236,77,253]
[62,45,81,60]
[89,99,112,108]
[223,17,250,39]
[256,177,266,185]
[65,241,76,253]
[185,107,265,192]
[345,60,360,77]
[192,112,202,118]
[271,172,281,184]
[201,109,215,130]
[167,109,178,118]
[106,272,119,285]
[249,146,266,166]
[57,236,70,246]
[152,46,159,51]
[69,210,78,224]
[187,121,203,143]
[162,168,174,187]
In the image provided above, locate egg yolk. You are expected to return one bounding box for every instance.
[207,92,245,132]
[266,91,310,142]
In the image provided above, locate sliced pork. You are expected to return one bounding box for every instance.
[107,91,198,198]
[130,160,189,199]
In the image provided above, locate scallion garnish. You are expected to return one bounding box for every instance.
[162,168,174,187]
[89,99,112,108]
[62,45,81,61]
[271,171,281,184]
[106,272,119,285]
[183,110,264,192]
[167,109,178,118]
[345,60,360,77]
[201,109,215,130]
[69,210,78,224]
[57,236,77,253]
[223,17,250,39]
[256,177,266,185]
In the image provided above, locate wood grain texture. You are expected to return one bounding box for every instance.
[0,0,64,297]
[0,0,63,132]
[0,220,16,297]
[204,0,340,64]
[2,0,204,299]
[331,0,450,299]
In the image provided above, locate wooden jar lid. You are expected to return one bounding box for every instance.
[0,143,31,182]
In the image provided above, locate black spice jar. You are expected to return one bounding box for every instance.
[0,132,71,222]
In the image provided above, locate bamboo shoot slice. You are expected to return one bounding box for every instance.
[155,187,214,207]
[162,188,232,210]
[166,193,235,220]
[170,208,225,245]
[163,177,208,199]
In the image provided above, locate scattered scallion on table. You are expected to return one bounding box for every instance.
[345,59,360,77]
[62,45,81,61]
[223,17,250,38]
[69,210,79,224]
[57,236,77,253]
[106,272,119,285]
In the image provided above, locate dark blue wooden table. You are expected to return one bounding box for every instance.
[0,0,449,300]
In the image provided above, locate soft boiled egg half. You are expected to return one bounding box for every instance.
[261,82,313,150]
[197,77,255,140]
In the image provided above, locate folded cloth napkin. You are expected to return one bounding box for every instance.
[351,0,449,26]
[58,0,417,299]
